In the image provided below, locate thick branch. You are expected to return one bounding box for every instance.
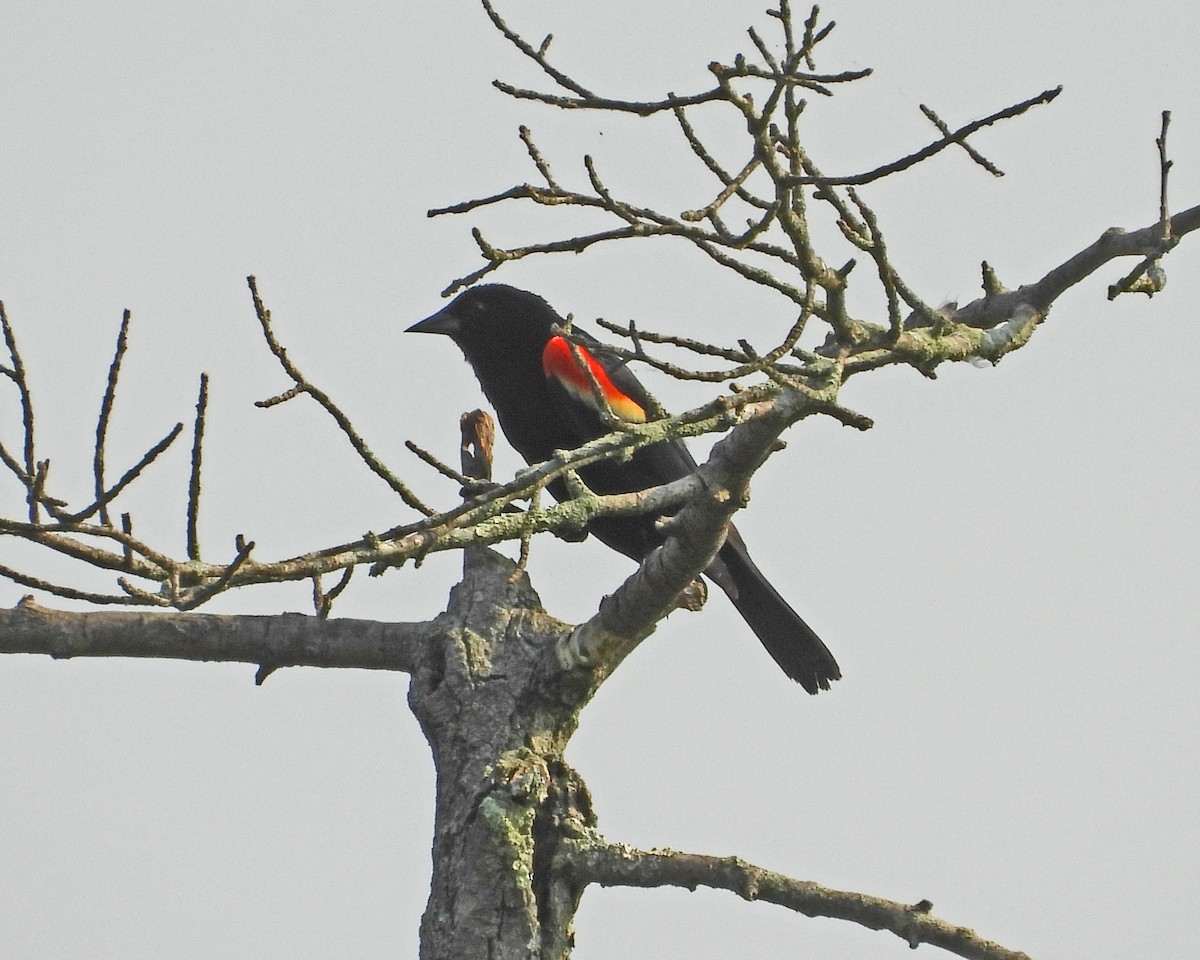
[953,203,1200,327]
[560,839,1031,960]
[556,385,855,675]
[0,596,430,673]
[836,203,1200,378]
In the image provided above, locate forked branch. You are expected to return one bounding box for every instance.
[1,287,866,612]
[248,276,436,516]
[432,0,1194,403]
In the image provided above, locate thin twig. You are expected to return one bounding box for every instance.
[0,564,147,606]
[117,577,173,606]
[798,4,822,70]
[590,316,818,387]
[561,332,628,428]
[0,518,173,581]
[494,81,727,116]
[512,483,540,578]
[121,513,134,570]
[1103,111,1176,301]
[94,309,131,527]
[847,187,902,335]
[405,438,481,489]
[481,0,594,97]
[919,103,1003,176]
[187,373,208,561]
[1158,109,1173,237]
[682,155,764,223]
[312,566,353,618]
[0,301,37,521]
[519,125,558,188]
[177,536,256,610]
[672,105,773,211]
[64,422,185,524]
[247,276,436,516]
[0,438,30,485]
[787,86,1062,186]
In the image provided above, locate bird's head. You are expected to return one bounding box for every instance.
[408,284,647,428]
[407,285,561,366]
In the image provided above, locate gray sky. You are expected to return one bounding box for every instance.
[2,1,1197,957]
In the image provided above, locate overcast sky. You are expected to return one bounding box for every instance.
[2,1,1198,958]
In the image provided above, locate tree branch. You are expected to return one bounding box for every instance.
[833,202,1200,379]
[247,276,436,517]
[558,838,1031,960]
[0,595,430,674]
[952,203,1200,328]
[93,309,131,527]
[786,86,1062,186]
[0,300,39,521]
[187,373,208,561]
[555,385,864,676]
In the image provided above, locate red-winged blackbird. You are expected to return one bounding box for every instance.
[408,284,840,693]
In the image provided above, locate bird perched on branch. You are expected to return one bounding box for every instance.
[408,284,839,693]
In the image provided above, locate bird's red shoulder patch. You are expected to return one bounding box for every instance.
[541,335,647,423]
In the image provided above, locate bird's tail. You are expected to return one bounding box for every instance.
[712,537,841,694]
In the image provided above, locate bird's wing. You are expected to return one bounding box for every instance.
[540,332,649,425]
[541,328,699,487]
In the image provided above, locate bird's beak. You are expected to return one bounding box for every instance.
[406,303,460,336]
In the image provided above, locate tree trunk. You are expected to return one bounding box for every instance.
[408,547,597,960]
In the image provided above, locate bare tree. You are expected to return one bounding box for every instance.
[1,3,1193,958]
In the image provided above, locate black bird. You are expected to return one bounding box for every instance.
[408,284,840,693]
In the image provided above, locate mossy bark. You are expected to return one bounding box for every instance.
[408,547,597,960]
